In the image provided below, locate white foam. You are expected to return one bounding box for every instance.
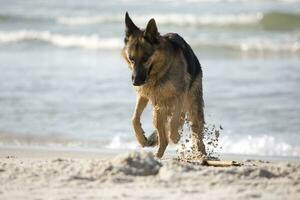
[57,13,263,26]
[105,134,300,157]
[238,36,300,52]
[106,135,139,150]
[57,15,121,26]
[192,34,300,52]
[0,30,122,50]
[0,30,299,53]
[220,135,300,157]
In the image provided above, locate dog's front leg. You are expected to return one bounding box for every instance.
[153,107,168,158]
[132,95,149,147]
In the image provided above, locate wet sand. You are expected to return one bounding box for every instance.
[0,147,299,200]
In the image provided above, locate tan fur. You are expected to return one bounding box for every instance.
[122,13,206,158]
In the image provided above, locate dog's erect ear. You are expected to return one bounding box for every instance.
[125,12,139,37]
[144,18,159,44]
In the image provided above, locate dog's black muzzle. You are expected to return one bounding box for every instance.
[132,75,146,86]
[131,74,146,86]
[132,65,147,86]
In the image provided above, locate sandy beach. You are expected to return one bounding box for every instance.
[0,147,299,200]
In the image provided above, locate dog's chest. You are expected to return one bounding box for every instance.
[136,81,178,104]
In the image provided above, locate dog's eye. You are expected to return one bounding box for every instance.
[141,56,148,62]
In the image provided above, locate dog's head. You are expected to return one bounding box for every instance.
[122,12,160,86]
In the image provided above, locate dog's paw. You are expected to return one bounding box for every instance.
[155,151,163,159]
[145,131,158,147]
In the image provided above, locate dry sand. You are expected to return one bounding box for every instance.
[0,147,299,200]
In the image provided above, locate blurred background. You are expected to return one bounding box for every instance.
[0,0,299,157]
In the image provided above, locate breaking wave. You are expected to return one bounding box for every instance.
[57,13,263,26]
[0,132,299,157]
[106,135,138,150]
[0,30,122,50]
[220,135,300,157]
[106,134,300,157]
[0,30,299,53]
[192,34,300,52]
[57,11,300,30]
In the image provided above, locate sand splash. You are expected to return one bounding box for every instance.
[176,122,223,161]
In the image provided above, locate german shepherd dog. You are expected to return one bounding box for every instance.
[122,12,206,158]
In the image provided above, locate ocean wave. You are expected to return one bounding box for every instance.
[192,34,300,52]
[57,13,263,26]
[106,135,138,150]
[106,134,300,157]
[1,133,299,157]
[56,11,300,30]
[261,11,300,30]
[0,30,122,50]
[0,30,299,52]
[220,135,300,157]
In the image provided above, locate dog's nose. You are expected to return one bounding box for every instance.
[132,72,146,86]
[132,79,145,86]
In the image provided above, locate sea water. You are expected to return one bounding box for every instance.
[0,0,299,157]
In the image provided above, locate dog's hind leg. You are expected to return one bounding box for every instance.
[169,98,184,144]
[153,106,168,158]
[132,95,149,147]
[188,93,207,155]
